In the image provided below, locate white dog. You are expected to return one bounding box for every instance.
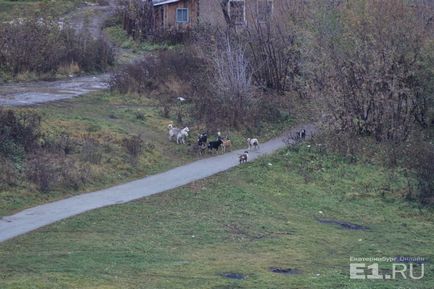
[247,138,260,150]
[176,127,189,144]
[168,124,180,141]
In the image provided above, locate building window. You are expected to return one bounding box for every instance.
[257,0,273,22]
[176,8,189,23]
[229,0,245,25]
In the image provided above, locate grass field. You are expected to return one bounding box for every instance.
[1,145,432,288]
[0,92,292,217]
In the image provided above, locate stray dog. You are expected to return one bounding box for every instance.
[176,127,189,144]
[197,132,208,146]
[239,151,249,163]
[168,123,180,141]
[298,128,306,139]
[247,138,260,150]
[221,137,232,153]
[208,139,223,153]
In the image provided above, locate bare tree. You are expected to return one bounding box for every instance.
[312,0,433,142]
[117,0,154,40]
[212,34,255,126]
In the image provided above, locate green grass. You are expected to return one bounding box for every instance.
[104,25,181,64]
[1,146,432,288]
[0,92,292,217]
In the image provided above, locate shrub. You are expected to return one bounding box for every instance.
[122,135,143,164]
[0,17,114,78]
[26,153,59,193]
[0,156,19,188]
[401,140,434,205]
[0,109,41,158]
[26,152,91,193]
[80,136,103,164]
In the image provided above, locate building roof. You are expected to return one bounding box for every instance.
[152,0,180,6]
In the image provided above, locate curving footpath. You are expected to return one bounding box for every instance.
[0,124,315,243]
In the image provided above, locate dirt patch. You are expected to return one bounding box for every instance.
[221,273,246,280]
[317,218,369,230]
[269,267,301,275]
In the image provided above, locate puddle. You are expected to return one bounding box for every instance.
[0,74,110,106]
[222,273,246,280]
[270,267,301,275]
[317,218,369,230]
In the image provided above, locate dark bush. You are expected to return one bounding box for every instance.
[80,136,103,164]
[60,158,92,190]
[0,109,41,159]
[26,153,59,193]
[401,140,434,205]
[0,156,20,188]
[26,152,91,193]
[0,17,114,78]
[43,133,77,155]
[122,134,143,164]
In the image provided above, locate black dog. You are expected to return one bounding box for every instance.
[208,139,223,152]
[298,129,306,139]
[197,132,208,146]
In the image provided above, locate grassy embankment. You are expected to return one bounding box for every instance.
[0,145,432,288]
[0,92,292,217]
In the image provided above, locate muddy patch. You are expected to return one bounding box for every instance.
[269,267,301,275]
[221,273,246,280]
[317,218,369,230]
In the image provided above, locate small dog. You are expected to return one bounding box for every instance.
[221,137,232,153]
[298,128,306,139]
[168,124,180,141]
[176,127,189,144]
[247,138,260,150]
[239,151,249,163]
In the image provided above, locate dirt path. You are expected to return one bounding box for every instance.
[0,124,316,243]
[61,0,117,39]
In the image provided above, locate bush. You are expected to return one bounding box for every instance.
[401,140,434,205]
[0,16,114,79]
[80,136,103,164]
[26,153,59,193]
[0,109,41,159]
[0,156,20,188]
[122,135,143,164]
[26,152,91,193]
[110,48,203,118]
